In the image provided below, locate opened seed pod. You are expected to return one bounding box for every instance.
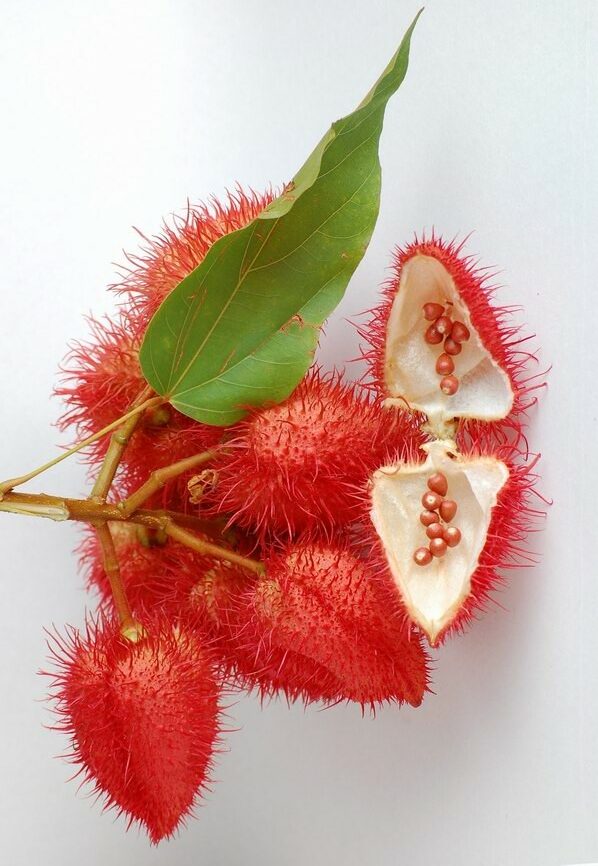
[365,439,541,646]
[359,234,544,445]
[358,233,545,645]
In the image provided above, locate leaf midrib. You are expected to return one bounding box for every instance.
[172,266,345,403]
[165,217,278,396]
[167,146,378,397]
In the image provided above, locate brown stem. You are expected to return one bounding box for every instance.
[0,490,263,573]
[0,491,221,535]
[90,385,154,503]
[164,522,265,576]
[94,522,143,641]
[0,395,165,498]
[117,449,218,517]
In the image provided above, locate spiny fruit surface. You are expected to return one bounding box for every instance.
[225,536,431,710]
[358,233,544,446]
[57,315,222,504]
[56,188,274,506]
[210,369,425,538]
[364,439,543,646]
[45,615,222,843]
[79,524,250,655]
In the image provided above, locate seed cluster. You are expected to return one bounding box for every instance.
[422,302,470,396]
[413,471,461,566]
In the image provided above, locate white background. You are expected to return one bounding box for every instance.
[0,2,596,864]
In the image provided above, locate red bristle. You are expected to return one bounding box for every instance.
[55,313,223,506]
[78,525,252,662]
[221,536,432,710]
[209,368,427,539]
[356,232,546,447]
[42,614,223,844]
[447,444,545,641]
[360,443,545,646]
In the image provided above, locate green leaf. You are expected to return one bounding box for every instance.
[139,10,422,425]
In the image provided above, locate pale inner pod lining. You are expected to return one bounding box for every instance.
[383,254,514,430]
[370,441,509,645]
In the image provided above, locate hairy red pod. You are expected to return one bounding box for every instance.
[224,536,431,710]
[55,315,223,507]
[43,616,222,843]
[79,525,251,655]
[210,369,426,538]
[361,440,544,646]
[357,233,545,447]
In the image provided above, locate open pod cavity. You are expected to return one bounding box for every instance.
[383,251,515,437]
[359,234,545,448]
[370,440,512,645]
[359,236,544,644]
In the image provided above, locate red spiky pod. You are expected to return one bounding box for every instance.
[79,524,199,613]
[44,615,223,843]
[56,187,275,507]
[209,369,426,539]
[357,233,545,447]
[360,438,543,647]
[79,525,251,654]
[224,535,431,710]
[55,314,223,508]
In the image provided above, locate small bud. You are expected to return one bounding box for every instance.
[439,499,458,522]
[420,509,439,527]
[426,522,445,540]
[435,315,453,336]
[435,353,455,376]
[443,526,462,547]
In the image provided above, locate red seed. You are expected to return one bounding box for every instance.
[435,315,452,336]
[451,320,470,343]
[440,375,459,396]
[424,324,443,345]
[444,337,462,356]
[422,302,445,321]
[426,522,444,540]
[420,509,439,527]
[439,499,458,522]
[413,547,433,566]
[443,526,462,548]
[422,491,442,511]
[427,472,448,496]
[435,353,455,376]
[429,538,447,558]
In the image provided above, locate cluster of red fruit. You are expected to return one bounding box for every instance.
[47,190,544,842]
